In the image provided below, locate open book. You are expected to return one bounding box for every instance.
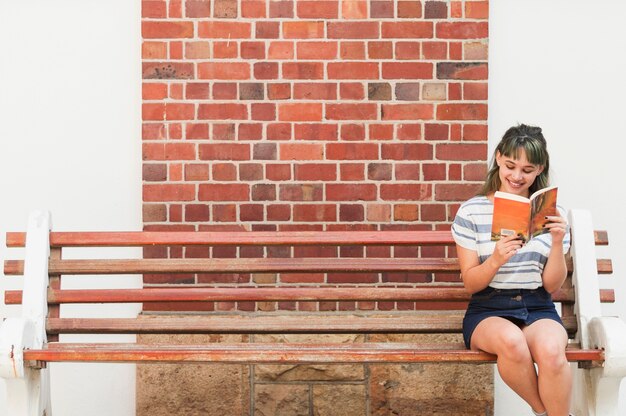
[491,185,558,242]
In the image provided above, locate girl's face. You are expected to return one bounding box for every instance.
[496,148,544,197]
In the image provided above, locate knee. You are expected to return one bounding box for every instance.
[496,331,531,362]
[534,343,569,374]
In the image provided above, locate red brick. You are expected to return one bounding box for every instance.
[278,103,323,121]
[380,184,432,201]
[240,204,264,221]
[214,0,237,17]
[268,41,294,59]
[198,63,250,80]
[143,203,167,222]
[341,124,366,141]
[186,123,209,140]
[241,42,266,59]
[169,83,184,100]
[465,1,489,19]
[254,62,279,79]
[395,42,421,60]
[142,21,194,38]
[326,184,377,201]
[267,204,290,221]
[328,22,379,39]
[143,1,167,17]
[143,83,168,100]
[143,164,167,181]
[394,204,419,221]
[142,103,195,121]
[293,83,337,100]
[266,164,292,180]
[295,164,337,181]
[144,184,195,201]
[395,163,420,180]
[143,62,194,80]
[279,184,324,201]
[422,163,446,180]
[168,43,182,60]
[199,184,249,201]
[340,163,365,180]
[437,62,488,80]
[368,163,392,180]
[251,103,277,121]
[326,143,378,160]
[253,184,277,201]
[368,41,393,59]
[270,0,294,17]
[239,163,263,181]
[397,124,422,140]
[185,164,210,181]
[449,41,463,60]
[463,123,488,141]
[328,62,379,79]
[381,22,433,38]
[185,82,210,99]
[198,103,248,120]
[397,0,422,18]
[436,143,486,161]
[464,82,488,100]
[256,22,280,39]
[283,21,324,39]
[142,123,166,140]
[212,163,237,180]
[198,22,251,38]
[238,123,263,140]
[297,42,338,60]
[212,204,237,222]
[342,0,367,19]
[293,204,337,222]
[169,0,182,18]
[267,123,292,140]
[424,1,447,18]
[199,143,250,160]
[422,41,447,59]
[212,124,236,140]
[185,204,210,222]
[435,183,481,201]
[282,62,324,79]
[268,83,292,100]
[450,1,462,18]
[297,1,339,18]
[340,204,365,222]
[208,39,236,57]
[436,103,487,120]
[464,163,487,181]
[366,204,391,222]
[382,62,433,79]
[381,104,433,120]
[213,83,237,99]
[421,203,447,221]
[294,123,338,141]
[448,82,462,100]
[340,42,366,60]
[340,82,365,100]
[381,143,433,160]
[325,103,377,121]
[184,0,211,16]
[371,0,394,17]
[280,143,324,160]
[424,123,449,140]
[142,41,167,59]
[369,124,394,140]
[436,22,489,39]
[242,0,266,17]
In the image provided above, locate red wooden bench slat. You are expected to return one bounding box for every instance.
[22,342,603,364]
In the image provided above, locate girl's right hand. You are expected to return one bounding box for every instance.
[491,234,524,266]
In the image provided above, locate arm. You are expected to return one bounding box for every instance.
[457,234,524,294]
[541,214,568,293]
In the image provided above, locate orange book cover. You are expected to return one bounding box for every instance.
[491,186,558,242]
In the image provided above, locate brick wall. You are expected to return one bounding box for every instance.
[140,1,491,414]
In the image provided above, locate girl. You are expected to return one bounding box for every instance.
[452,124,572,416]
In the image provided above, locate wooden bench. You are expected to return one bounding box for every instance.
[1,209,625,415]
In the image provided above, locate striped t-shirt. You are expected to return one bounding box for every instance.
[451,195,571,289]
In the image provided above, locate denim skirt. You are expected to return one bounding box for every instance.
[462,286,564,349]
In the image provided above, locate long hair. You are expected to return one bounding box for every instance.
[480,124,550,196]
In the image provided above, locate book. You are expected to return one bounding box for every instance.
[491,185,558,242]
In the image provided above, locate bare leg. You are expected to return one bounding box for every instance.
[470,317,546,413]
[523,319,571,416]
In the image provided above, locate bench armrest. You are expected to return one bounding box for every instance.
[589,316,626,378]
[0,318,35,379]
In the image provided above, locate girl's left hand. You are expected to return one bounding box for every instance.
[544,215,567,244]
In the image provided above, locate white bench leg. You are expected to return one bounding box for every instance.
[0,318,51,416]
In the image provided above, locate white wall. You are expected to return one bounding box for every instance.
[490,0,626,414]
[0,0,141,415]
[1,0,624,415]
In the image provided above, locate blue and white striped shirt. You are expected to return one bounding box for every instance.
[451,195,571,289]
